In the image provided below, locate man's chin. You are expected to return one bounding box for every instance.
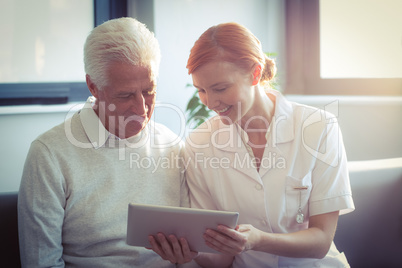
[123,120,148,138]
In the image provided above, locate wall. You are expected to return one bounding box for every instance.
[286,95,402,161]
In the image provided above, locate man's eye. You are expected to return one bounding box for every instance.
[215,88,226,92]
[143,88,156,95]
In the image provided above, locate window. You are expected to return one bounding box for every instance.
[0,0,128,106]
[285,0,402,95]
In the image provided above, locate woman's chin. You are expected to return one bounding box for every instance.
[219,115,236,125]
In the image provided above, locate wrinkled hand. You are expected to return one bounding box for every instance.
[203,224,262,255]
[148,233,198,264]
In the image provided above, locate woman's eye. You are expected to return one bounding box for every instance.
[215,88,226,92]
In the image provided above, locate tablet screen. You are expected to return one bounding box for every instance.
[126,203,239,253]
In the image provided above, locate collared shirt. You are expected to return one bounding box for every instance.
[79,97,145,149]
[185,90,354,267]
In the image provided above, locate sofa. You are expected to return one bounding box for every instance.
[0,191,20,267]
[1,158,401,267]
[334,158,402,267]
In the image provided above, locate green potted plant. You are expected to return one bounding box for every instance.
[185,83,212,129]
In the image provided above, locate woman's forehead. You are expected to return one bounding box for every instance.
[192,61,244,86]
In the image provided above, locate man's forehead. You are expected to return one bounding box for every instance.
[106,62,156,81]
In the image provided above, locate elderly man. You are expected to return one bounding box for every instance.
[18,18,190,267]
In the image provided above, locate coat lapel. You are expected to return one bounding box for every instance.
[210,90,296,183]
[259,91,296,177]
[214,121,262,183]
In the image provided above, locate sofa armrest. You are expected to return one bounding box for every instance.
[0,192,21,267]
[334,158,402,267]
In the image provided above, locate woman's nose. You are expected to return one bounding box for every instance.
[204,92,218,110]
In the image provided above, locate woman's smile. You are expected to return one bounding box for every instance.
[215,105,232,115]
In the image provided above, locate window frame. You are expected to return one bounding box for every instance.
[0,0,128,106]
[284,0,402,96]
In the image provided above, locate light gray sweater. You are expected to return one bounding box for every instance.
[18,101,190,268]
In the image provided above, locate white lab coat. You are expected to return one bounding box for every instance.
[184,90,355,267]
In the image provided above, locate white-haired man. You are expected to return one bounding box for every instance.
[18,18,191,267]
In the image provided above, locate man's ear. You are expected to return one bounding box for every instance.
[252,65,262,86]
[86,74,98,98]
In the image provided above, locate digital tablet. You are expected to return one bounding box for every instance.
[126,203,239,253]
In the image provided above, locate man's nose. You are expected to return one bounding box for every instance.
[131,93,147,115]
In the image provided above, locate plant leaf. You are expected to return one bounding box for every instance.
[195,106,211,118]
[265,52,277,57]
[186,96,201,112]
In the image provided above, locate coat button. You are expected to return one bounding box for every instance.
[255,184,263,190]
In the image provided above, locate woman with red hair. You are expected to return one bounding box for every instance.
[150,22,354,268]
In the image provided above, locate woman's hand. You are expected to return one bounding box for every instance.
[204,212,339,259]
[148,233,198,264]
[203,224,263,255]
